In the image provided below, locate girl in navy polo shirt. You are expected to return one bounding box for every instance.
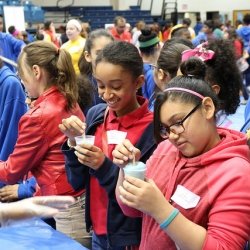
[60,41,157,250]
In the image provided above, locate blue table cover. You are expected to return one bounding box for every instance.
[0,218,88,250]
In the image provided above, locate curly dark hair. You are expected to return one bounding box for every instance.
[204,39,241,115]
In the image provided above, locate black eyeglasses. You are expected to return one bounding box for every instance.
[160,103,201,139]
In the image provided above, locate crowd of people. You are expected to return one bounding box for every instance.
[0,9,250,250]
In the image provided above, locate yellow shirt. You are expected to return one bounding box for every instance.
[61,36,86,75]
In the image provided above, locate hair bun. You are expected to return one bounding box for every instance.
[180,57,206,79]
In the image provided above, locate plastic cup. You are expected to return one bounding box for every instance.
[74,135,95,146]
[123,161,146,180]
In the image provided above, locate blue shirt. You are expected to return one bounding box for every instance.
[0,32,25,72]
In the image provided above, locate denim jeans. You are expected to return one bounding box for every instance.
[92,232,126,250]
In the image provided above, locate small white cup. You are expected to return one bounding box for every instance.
[74,135,95,146]
[123,161,146,180]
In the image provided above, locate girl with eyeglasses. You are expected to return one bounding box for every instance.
[113,58,250,250]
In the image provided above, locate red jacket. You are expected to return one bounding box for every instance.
[0,86,84,196]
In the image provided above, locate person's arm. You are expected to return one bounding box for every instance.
[62,140,89,190]
[0,114,50,184]
[192,32,206,47]
[0,196,75,226]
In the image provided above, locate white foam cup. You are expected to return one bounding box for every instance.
[74,135,95,146]
[123,161,146,180]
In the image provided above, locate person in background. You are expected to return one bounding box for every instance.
[61,19,86,75]
[162,19,173,42]
[138,28,161,110]
[224,28,248,103]
[213,20,224,39]
[81,21,91,39]
[78,29,114,114]
[132,20,146,46]
[237,13,250,97]
[8,25,22,40]
[194,16,203,35]
[150,22,163,42]
[152,41,191,91]
[236,19,243,29]
[21,31,30,44]
[110,16,131,42]
[114,58,250,250]
[0,20,25,72]
[60,41,156,249]
[192,20,216,47]
[182,18,195,39]
[43,21,60,48]
[58,25,68,46]
[0,41,91,247]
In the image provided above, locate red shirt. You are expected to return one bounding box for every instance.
[110,27,132,42]
[90,97,153,235]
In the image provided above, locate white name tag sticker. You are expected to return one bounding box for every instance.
[171,185,200,209]
[107,130,127,145]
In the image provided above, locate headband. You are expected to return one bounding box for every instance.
[164,87,205,100]
[67,19,82,32]
[139,36,159,48]
[182,42,215,62]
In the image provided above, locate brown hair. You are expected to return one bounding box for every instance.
[18,41,78,110]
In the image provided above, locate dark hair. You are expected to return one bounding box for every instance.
[8,25,15,34]
[18,41,78,110]
[164,37,194,48]
[183,18,191,26]
[114,16,126,25]
[204,20,215,30]
[243,13,250,25]
[171,27,191,40]
[154,58,218,143]
[138,28,159,55]
[157,42,190,78]
[78,29,114,75]
[76,74,93,112]
[204,39,241,114]
[95,41,143,79]
[44,21,52,30]
[35,33,44,41]
[180,57,206,79]
[226,28,238,40]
